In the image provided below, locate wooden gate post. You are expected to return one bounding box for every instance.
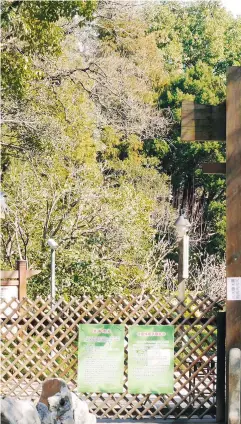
[181,66,241,423]
[216,311,226,423]
[17,260,27,301]
[226,66,241,424]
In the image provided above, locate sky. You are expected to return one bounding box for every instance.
[182,0,241,16]
[221,0,241,16]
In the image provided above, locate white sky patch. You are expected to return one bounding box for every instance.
[221,0,241,16]
[182,0,241,16]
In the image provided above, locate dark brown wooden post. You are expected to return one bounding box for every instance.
[216,311,226,423]
[226,66,241,423]
[17,260,27,300]
[181,67,241,423]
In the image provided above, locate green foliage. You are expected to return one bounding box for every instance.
[1,0,96,97]
[2,0,236,299]
[206,200,226,254]
[2,155,174,298]
[159,61,226,121]
[146,0,241,259]
[1,51,39,96]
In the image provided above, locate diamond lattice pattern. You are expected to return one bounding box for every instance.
[0,294,223,419]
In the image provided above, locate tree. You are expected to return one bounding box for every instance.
[145,0,241,258]
[1,0,171,163]
[1,0,97,172]
[1,151,176,298]
[1,0,175,298]
[2,0,236,299]
[1,0,96,97]
[189,254,226,299]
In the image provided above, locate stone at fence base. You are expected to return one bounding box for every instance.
[1,378,96,424]
[1,397,41,424]
[39,378,63,406]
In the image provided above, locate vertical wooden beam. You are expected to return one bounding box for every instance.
[17,260,27,301]
[216,312,226,423]
[226,66,241,422]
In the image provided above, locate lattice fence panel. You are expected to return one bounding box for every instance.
[0,294,223,420]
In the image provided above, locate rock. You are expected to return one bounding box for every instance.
[71,392,96,424]
[47,382,96,424]
[1,379,97,424]
[1,397,41,424]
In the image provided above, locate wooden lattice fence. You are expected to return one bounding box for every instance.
[0,294,225,421]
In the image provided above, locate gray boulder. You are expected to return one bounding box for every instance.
[1,397,41,424]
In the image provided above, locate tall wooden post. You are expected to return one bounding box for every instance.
[181,66,241,423]
[226,66,241,424]
[17,260,27,300]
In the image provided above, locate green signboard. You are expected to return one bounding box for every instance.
[78,324,125,393]
[128,325,174,394]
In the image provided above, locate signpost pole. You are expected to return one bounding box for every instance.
[17,260,27,301]
[50,249,56,305]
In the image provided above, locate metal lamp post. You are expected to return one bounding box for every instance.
[174,215,191,303]
[47,238,58,303]
[0,192,8,219]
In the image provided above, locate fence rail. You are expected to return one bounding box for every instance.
[0,294,225,420]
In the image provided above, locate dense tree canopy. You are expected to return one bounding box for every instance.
[146,0,240,258]
[1,0,240,299]
[1,0,96,96]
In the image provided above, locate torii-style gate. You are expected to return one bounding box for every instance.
[181,66,241,424]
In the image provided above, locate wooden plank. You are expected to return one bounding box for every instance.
[181,101,210,110]
[182,112,212,120]
[181,128,212,141]
[181,100,226,141]
[0,269,40,279]
[212,103,226,141]
[1,280,19,286]
[226,66,241,422]
[27,269,41,277]
[201,163,226,174]
[0,270,19,279]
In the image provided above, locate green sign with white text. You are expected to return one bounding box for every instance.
[128,325,174,394]
[78,324,125,393]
